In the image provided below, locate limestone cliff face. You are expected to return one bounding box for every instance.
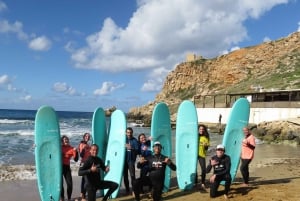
[129,32,300,117]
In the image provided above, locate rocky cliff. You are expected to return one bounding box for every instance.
[129,32,300,119]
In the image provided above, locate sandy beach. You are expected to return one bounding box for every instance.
[1,144,300,201]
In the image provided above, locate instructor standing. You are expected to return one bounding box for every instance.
[240,127,256,187]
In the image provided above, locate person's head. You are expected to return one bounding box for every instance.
[198,124,209,138]
[61,135,69,145]
[216,144,225,157]
[90,144,99,156]
[138,133,146,143]
[243,127,250,137]
[83,132,90,142]
[126,127,133,139]
[152,141,162,154]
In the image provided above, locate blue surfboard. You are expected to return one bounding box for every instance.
[104,109,126,198]
[92,107,108,196]
[35,106,62,201]
[151,102,172,192]
[222,98,250,183]
[176,100,198,190]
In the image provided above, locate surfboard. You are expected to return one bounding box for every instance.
[151,102,172,192]
[222,98,250,183]
[92,107,108,196]
[104,109,126,198]
[175,100,198,190]
[34,106,62,201]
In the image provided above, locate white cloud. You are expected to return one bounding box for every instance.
[63,27,83,36]
[141,67,170,92]
[0,20,28,41]
[69,0,289,90]
[0,1,7,12]
[94,81,125,95]
[230,46,241,52]
[0,74,27,94]
[20,95,32,102]
[71,0,289,69]
[28,36,52,51]
[0,74,11,85]
[263,36,272,42]
[53,82,80,96]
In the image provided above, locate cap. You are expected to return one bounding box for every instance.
[216,144,225,150]
[153,141,162,147]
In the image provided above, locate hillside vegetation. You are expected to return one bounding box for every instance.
[129,32,300,119]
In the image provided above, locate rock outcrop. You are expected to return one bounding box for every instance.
[129,32,300,118]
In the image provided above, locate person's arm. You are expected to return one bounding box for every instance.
[78,159,91,176]
[206,157,213,173]
[247,135,256,150]
[72,147,79,162]
[137,157,147,169]
[167,160,176,171]
[98,158,107,172]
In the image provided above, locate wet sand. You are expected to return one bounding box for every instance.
[1,144,300,201]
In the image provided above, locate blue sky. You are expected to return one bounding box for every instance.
[1,0,300,112]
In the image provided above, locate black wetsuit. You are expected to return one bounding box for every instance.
[206,154,231,198]
[124,137,139,192]
[78,155,118,201]
[133,153,176,201]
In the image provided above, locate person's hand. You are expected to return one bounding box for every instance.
[139,157,147,163]
[164,157,171,165]
[91,163,98,172]
[125,143,131,150]
[210,174,216,183]
[73,147,77,151]
[105,166,110,173]
[210,159,218,166]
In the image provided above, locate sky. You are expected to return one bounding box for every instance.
[1,0,300,113]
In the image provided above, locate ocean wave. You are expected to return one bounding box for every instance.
[0,165,36,181]
[0,119,33,124]
[0,163,80,181]
[0,130,34,136]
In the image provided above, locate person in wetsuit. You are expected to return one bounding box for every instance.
[61,135,78,201]
[78,132,91,200]
[78,144,118,201]
[206,144,231,199]
[133,141,176,201]
[196,124,210,189]
[123,127,139,194]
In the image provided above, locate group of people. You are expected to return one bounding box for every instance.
[122,127,177,201]
[60,132,117,201]
[60,128,176,201]
[60,125,256,201]
[197,125,256,199]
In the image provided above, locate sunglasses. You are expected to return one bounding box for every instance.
[216,148,224,151]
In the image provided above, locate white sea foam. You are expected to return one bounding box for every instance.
[0,119,32,124]
[0,165,36,181]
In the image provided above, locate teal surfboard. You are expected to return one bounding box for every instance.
[222,98,250,183]
[176,100,198,190]
[34,106,62,201]
[104,109,126,198]
[92,107,108,196]
[151,102,172,192]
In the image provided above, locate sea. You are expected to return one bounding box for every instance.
[0,108,226,182]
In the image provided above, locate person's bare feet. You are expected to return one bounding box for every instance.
[241,183,249,187]
[224,194,229,200]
